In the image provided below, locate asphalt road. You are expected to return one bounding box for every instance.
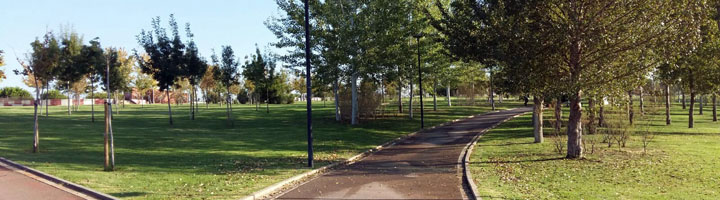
[277,107,531,199]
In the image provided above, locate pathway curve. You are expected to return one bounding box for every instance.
[277,107,532,199]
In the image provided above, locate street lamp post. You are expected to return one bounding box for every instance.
[304,0,313,168]
[414,34,424,129]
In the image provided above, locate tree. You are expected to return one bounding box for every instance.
[182,23,207,120]
[199,65,216,108]
[137,15,187,125]
[83,38,105,122]
[243,48,275,113]
[134,57,156,108]
[14,32,61,153]
[56,28,86,115]
[212,46,240,126]
[0,50,5,83]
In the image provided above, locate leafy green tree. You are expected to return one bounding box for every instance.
[14,31,61,153]
[56,29,86,115]
[242,48,277,113]
[0,50,5,83]
[182,23,207,120]
[212,46,240,126]
[137,15,187,125]
[82,38,105,122]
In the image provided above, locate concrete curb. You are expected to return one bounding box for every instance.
[0,157,118,200]
[460,109,531,200]
[241,108,517,200]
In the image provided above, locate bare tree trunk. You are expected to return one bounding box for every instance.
[446,84,451,106]
[351,73,359,125]
[226,91,232,127]
[628,90,633,124]
[45,83,49,117]
[666,84,671,125]
[712,93,717,122]
[409,82,414,119]
[191,86,195,120]
[91,78,95,122]
[555,99,562,131]
[533,96,544,143]
[398,80,403,113]
[433,80,437,111]
[66,81,72,115]
[334,80,340,121]
[490,70,495,110]
[588,98,596,134]
[599,100,605,127]
[166,90,173,125]
[689,91,695,128]
[682,91,686,109]
[566,92,583,158]
[33,84,40,153]
[699,95,704,115]
[639,86,644,114]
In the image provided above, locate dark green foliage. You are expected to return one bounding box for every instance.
[41,90,68,99]
[136,15,186,92]
[0,87,33,99]
[237,89,249,104]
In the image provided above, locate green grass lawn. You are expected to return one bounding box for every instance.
[469,101,720,199]
[0,97,522,199]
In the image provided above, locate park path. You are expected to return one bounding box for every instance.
[0,164,84,200]
[276,107,532,199]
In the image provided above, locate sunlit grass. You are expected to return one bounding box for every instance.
[0,97,523,199]
[470,101,720,199]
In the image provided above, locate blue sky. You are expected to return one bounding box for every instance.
[0,0,282,92]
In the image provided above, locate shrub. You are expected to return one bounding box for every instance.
[41,90,68,99]
[237,90,249,104]
[86,92,109,99]
[0,87,33,99]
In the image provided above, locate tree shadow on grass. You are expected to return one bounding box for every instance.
[473,157,565,164]
[108,192,147,198]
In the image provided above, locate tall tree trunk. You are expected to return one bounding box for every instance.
[639,86,644,114]
[334,80,340,121]
[433,80,437,111]
[689,91,695,128]
[699,95,704,115]
[588,98,596,134]
[628,90,633,124]
[555,99,562,131]
[91,78,95,123]
[566,92,583,158]
[713,93,717,122]
[533,96,543,143]
[191,86,195,120]
[446,85,451,106]
[33,84,40,153]
[266,87,269,114]
[166,90,173,125]
[227,90,233,127]
[398,80,403,113]
[409,82,414,119]
[45,83,49,117]
[599,100,605,127]
[682,91,686,109]
[490,70,495,110]
[666,84,671,125]
[351,73,359,125]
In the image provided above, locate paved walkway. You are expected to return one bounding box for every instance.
[277,107,532,199]
[0,162,86,200]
